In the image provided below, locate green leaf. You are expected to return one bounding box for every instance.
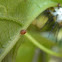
[52,0,62,4]
[0,0,61,62]
[16,36,36,62]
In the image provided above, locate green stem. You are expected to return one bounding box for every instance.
[25,32,62,57]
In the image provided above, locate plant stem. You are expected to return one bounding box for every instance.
[25,33,62,57]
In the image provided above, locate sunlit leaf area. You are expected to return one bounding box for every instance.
[0,0,62,62]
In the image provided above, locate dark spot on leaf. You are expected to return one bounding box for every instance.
[20,30,26,35]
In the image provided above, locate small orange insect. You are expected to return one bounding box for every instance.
[20,30,26,35]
